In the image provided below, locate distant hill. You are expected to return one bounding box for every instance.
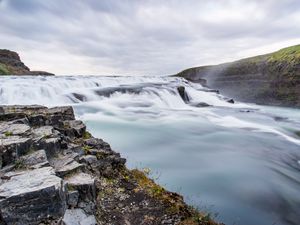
[0,49,54,76]
[176,45,300,107]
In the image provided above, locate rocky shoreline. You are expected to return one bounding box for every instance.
[0,105,222,225]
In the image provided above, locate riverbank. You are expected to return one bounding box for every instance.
[175,45,300,108]
[0,105,221,225]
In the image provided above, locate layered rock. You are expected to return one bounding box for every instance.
[176,45,300,107]
[0,49,54,76]
[0,105,222,225]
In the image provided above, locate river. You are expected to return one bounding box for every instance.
[1,75,300,225]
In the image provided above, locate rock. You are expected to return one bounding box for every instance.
[84,138,111,152]
[0,136,32,168]
[62,209,97,225]
[52,155,83,178]
[67,190,79,208]
[34,137,61,158]
[62,120,86,139]
[79,155,98,165]
[32,126,55,137]
[20,149,49,169]
[227,99,235,104]
[56,161,84,178]
[71,93,87,102]
[191,102,211,107]
[177,86,190,103]
[65,173,96,204]
[0,167,66,225]
[0,122,31,136]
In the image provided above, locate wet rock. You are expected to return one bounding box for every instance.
[0,167,66,225]
[227,99,235,104]
[62,209,97,225]
[71,93,87,102]
[177,86,190,103]
[20,149,49,169]
[191,102,211,107]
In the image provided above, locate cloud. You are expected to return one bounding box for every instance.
[0,0,300,75]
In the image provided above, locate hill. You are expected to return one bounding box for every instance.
[176,45,300,107]
[0,49,54,76]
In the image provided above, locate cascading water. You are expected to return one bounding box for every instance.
[1,75,300,225]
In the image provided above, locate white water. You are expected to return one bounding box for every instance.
[1,76,300,225]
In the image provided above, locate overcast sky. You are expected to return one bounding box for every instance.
[0,0,300,75]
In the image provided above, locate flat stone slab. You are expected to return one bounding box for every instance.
[56,161,83,177]
[0,122,31,136]
[63,209,97,225]
[32,125,54,137]
[20,149,49,169]
[0,167,66,225]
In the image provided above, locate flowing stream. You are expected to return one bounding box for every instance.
[1,75,300,225]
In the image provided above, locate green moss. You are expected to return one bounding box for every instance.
[83,131,92,139]
[4,131,13,137]
[0,63,10,75]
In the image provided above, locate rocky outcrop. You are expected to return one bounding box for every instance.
[0,105,222,225]
[0,49,54,76]
[176,45,300,107]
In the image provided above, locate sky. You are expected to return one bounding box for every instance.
[0,0,300,75]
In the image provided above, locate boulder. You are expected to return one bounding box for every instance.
[0,167,66,225]
[177,86,190,103]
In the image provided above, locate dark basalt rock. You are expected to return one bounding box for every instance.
[177,86,190,103]
[227,99,235,104]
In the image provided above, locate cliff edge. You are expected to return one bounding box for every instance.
[0,105,221,225]
[0,49,54,76]
[176,45,300,107]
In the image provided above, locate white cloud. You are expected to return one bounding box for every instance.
[0,0,299,75]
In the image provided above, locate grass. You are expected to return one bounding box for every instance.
[0,63,10,75]
[83,145,92,154]
[268,45,300,64]
[15,158,26,169]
